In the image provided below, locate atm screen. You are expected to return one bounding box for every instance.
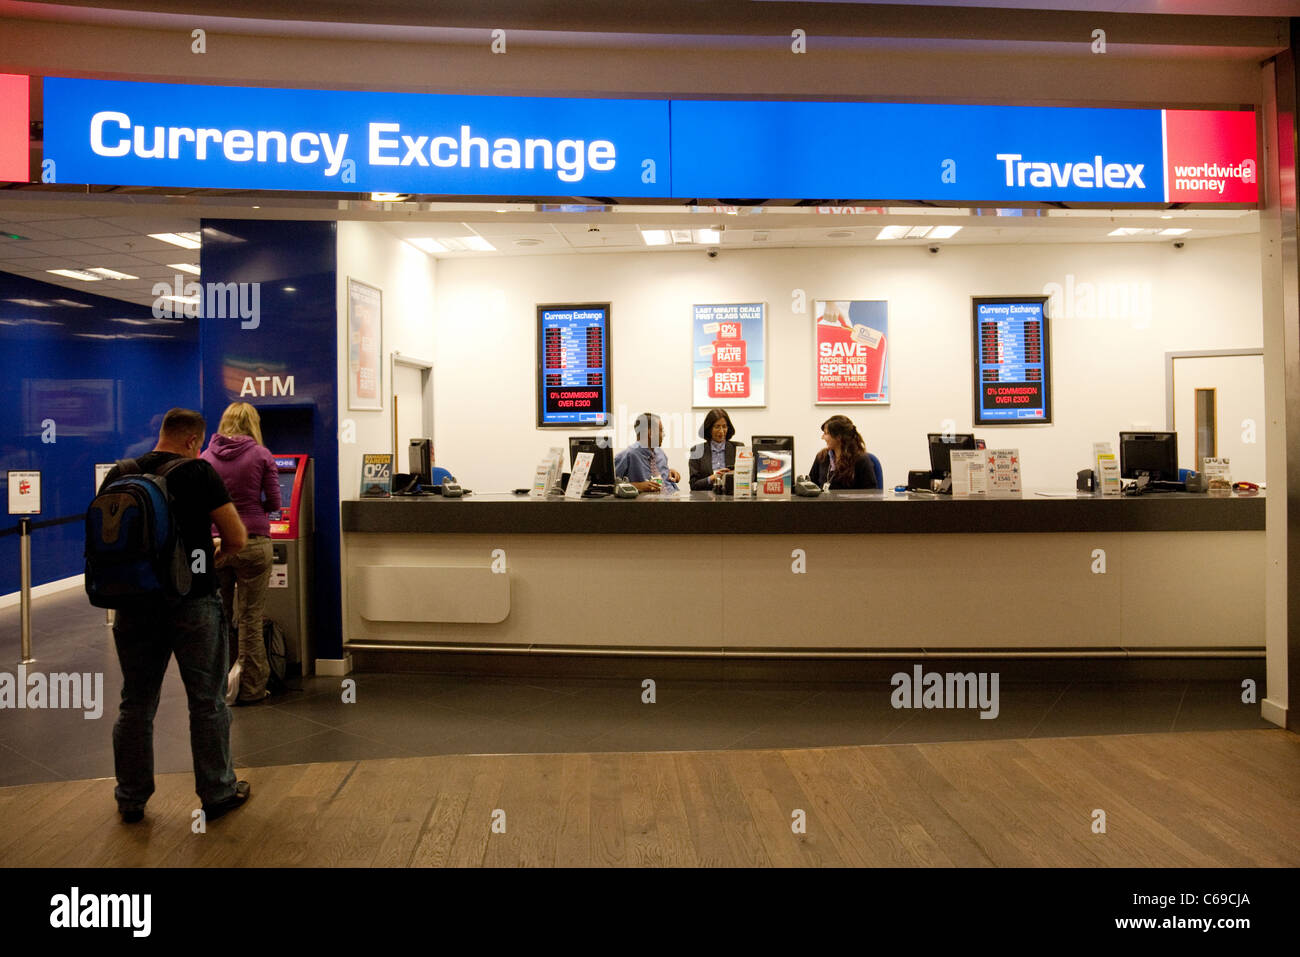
[268,470,295,520]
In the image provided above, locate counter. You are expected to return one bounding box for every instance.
[340,490,1265,654]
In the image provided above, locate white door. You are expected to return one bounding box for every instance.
[1171,353,1265,484]
[394,362,426,468]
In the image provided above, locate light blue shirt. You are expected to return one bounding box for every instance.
[614,441,678,492]
[710,440,728,471]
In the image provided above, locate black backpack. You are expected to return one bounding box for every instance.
[85,457,194,608]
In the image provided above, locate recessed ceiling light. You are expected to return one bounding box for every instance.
[51,299,92,308]
[753,231,769,242]
[5,298,50,307]
[168,263,201,276]
[88,267,139,280]
[640,230,671,246]
[47,268,103,281]
[694,228,721,244]
[463,236,495,252]
[1160,214,1173,219]
[1108,227,1146,237]
[904,226,933,239]
[283,286,297,292]
[928,225,962,239]
[407,238,447,254]
[670,229,693,244]
[370,193,409,202]
[1159,228,1191,236]
[827,231,854,239]
[149,232,202,249]
[109,316,184,326]
[514,238,543,247]
[875,226,909,240]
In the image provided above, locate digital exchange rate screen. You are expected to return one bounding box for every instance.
[972,297,1051,425]
[537,304,611,427]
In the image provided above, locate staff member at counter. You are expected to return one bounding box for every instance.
[615,412,681,493]
[809,415,878,490]
[688,408,744,491]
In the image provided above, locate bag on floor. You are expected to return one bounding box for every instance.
[263,618,288,695]
[84,458,193,608]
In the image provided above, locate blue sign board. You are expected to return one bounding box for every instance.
[972,297,1051,424]
[41,78,1250,204]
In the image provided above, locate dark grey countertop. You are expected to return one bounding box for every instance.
[341,489,1265,534]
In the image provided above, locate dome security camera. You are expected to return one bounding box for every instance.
[927,245,940,255]
[1173,241,1185,249]
[707,247,719,259]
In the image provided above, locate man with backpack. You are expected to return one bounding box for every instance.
[94,408,252,824]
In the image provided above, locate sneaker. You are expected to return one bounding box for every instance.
[118,805,144,824]
[202,781,250,821]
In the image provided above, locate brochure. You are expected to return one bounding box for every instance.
[733,449,755,498]
[565,451,594,499]
[986,449,1022,493]
[530,447,566,498]
[360,453,393,497]
[755,449,793,498]
[1097,455,1121,496]
[949,449,987,496]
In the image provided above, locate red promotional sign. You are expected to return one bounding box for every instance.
[0,74,28,183]
[1164,109,1256,204]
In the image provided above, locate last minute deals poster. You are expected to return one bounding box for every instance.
[814,300,889,404]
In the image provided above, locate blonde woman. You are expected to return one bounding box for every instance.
[201,402,281,704]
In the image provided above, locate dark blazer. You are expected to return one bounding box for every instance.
[809,451,877,490]
[688,440,743,491]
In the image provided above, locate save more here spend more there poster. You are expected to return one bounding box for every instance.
[815,299,889,405]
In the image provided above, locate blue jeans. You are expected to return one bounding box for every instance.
[112,593,237,809]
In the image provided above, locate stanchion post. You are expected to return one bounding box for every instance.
[19,517,34,664]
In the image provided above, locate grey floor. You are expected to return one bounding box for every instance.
[0,588,1275,789]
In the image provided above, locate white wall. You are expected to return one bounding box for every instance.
[430,234,1262,493]
[336,221,437,497]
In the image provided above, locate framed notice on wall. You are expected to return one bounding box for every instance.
[972,296,1051,425]
[814,300,889,404]
[692,303,766,408]
[537,303,611,428]
[347,278,383,411]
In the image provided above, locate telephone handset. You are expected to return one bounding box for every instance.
[793,475,822,497]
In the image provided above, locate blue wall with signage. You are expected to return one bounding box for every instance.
[41,77,1256,204]
[199,219,342,660]
[0,271,199,594]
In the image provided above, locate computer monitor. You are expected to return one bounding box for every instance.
[408,438,432,487]
[1120,431,1178,482]
[928,433,977,478]
[568,436,615,490]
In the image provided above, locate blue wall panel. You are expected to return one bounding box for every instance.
[0,271,199,595]
[199,219,341,661]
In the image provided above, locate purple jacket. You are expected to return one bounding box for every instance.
[201,433,281,538]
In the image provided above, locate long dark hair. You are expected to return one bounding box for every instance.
[817,415,866,484]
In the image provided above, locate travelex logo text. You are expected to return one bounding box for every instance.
[996,153,1145,190]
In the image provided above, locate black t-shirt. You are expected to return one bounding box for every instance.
[102,452,232,597]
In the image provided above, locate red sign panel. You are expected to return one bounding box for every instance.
[1164,109,1257,204]
[0,74,29,183]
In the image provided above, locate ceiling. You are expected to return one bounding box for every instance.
[0,197,1259,306]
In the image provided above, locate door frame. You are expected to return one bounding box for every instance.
[1164,348,1264,432]
[390,352,434,461]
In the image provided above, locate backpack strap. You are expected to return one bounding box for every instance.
[115,458,141,476]
[154,456,194,479]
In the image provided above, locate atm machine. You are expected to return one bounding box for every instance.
[265,454,314,676]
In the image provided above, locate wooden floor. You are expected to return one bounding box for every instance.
[1,729,1296,867]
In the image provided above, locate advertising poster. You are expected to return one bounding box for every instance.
[814,300,889,404]
[359,453,393,498]
[537,303,611,427]
[692,303,765,407]
[972,296,1051,425]
[348,279,382,411]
